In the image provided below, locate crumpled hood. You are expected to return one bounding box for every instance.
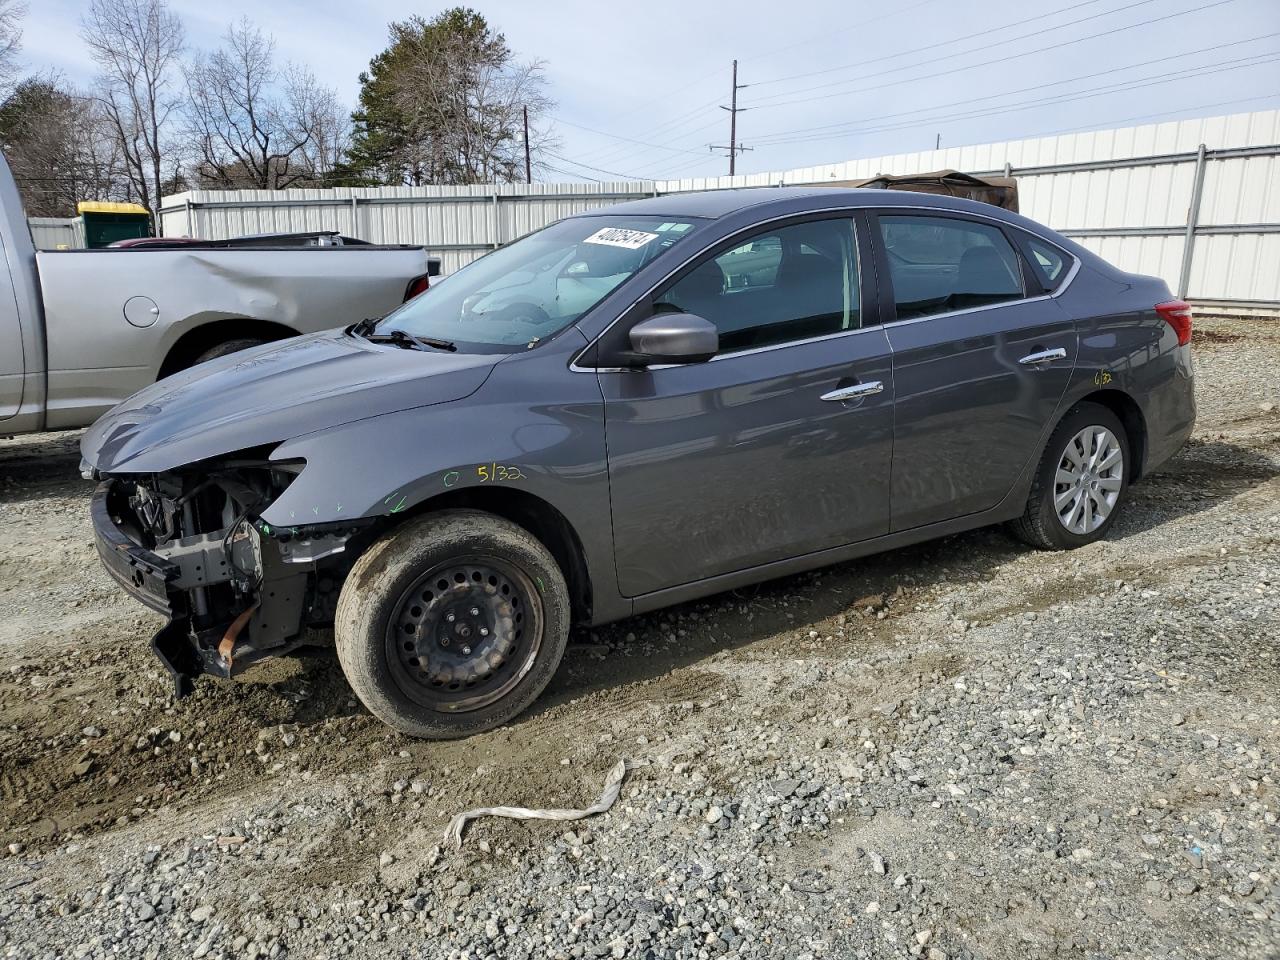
[82,330,500,474]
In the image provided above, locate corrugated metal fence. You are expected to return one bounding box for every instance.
[159,109,1280,311]
[160,183,658,275]
[27,217,80,249]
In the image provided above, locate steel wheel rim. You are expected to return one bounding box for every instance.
[385,556,542,714]
[1054,425,1124,535]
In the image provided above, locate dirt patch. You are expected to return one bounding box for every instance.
[1194,328,1244,345]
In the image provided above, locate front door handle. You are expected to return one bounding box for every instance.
[1019,347,1068,366]
[820,380,884,402]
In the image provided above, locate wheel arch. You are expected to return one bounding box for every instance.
[379,486,593,626]
[1075,388,1148,481]
[158,317,300,379]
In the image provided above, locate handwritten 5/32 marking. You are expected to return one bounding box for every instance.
[477,463,525,483]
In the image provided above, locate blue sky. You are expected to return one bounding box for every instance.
[19,0,1280,181]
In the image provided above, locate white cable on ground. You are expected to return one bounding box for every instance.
[444,758,633,850]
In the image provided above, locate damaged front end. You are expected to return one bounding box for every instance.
[91,456,372,696]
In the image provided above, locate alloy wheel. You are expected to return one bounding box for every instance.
[1054,425,1124,535]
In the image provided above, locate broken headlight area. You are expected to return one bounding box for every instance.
[95,457,374,697]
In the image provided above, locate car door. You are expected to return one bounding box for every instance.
[598,214,895,597]
[871,210,1078,532]
[0,227,25,421]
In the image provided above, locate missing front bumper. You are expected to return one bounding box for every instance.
[150,617,313,698]
[92,479,315,697]
[90,483,183,617]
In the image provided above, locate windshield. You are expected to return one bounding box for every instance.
[372,215,704,352]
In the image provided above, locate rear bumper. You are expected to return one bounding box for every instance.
[90,482,183,617]
[1143,345,1197,476]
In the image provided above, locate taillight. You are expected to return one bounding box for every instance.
[404,275,430,301]
[1155,299,1192,346]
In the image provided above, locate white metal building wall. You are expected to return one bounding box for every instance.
[159,183,656,276]
[27,217,80,249]
[158,109,1280,307]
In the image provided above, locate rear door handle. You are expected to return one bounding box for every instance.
[820,380,884,402]
[1018,347,1068,366]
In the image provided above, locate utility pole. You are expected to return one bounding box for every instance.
[935,133,941,150]
[710,59,752,176]
[523,105,532,184]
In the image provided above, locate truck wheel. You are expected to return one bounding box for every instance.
[193,338,266,365]
[334,509,571,739]
[1010,402,1131,550]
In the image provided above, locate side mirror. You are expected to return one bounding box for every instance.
[620,313,718,366]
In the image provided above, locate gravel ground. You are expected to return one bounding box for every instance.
[0,316,1276,960]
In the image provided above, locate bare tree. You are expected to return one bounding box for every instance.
[286,67,351,185]
[0,75,130,215]
[184,18,349,189]
[81,0,184,229]
[0,0,25,92]
[393,52,555,184]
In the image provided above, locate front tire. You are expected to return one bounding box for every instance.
[1010,402,1131,550]
[335,510,571,739]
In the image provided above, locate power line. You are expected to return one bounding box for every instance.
[748,55,1280,150]
[570,96,725,167]
[541,163,601,183]
[631,89,1280,183]
[542,151,649,181]
[567,114,726,172]
[564,0,944,169]
[747,34,1280,146]
[749,0,1117,89]
[743,0,1240,111]
[736,0,945,67]
[1004,93,1280,141]
[552,116,714,160]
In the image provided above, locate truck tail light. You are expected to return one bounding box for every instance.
[1155,299,1192,346]
[404,275,430,301]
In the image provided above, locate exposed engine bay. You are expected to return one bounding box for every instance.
[92,457,375,695]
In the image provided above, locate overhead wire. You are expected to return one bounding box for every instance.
[570,96,727,167]
[748,34,1280,146]
[748,0,1119,88]
[746,55,1280,150]
[742,0,1241,111]
[549,0,950,170]
[543,151,649,181]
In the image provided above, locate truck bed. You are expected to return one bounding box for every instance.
[34,245,433,429]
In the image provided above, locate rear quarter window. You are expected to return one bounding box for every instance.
[1020,234,1073,292]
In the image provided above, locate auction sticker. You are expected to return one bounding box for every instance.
[583,227,659,249]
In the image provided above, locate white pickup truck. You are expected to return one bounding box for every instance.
[0,153,439,435]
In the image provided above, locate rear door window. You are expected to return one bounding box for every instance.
[877,215,1025,321]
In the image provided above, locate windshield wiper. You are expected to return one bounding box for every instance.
[349,317,380,337]
[363,329,457,352]
[412,334,458,352]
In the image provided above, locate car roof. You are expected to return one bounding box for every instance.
[578,186,1015,221]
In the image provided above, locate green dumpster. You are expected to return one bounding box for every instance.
[76,201,151,248]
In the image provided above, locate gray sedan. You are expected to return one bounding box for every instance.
[83,187,1196,738]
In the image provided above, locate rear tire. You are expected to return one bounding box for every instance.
[1010,402,1131,550]
[193,338,267,366]
[334,509,571,739]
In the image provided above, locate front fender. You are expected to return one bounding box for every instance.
[259,337,619,616]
